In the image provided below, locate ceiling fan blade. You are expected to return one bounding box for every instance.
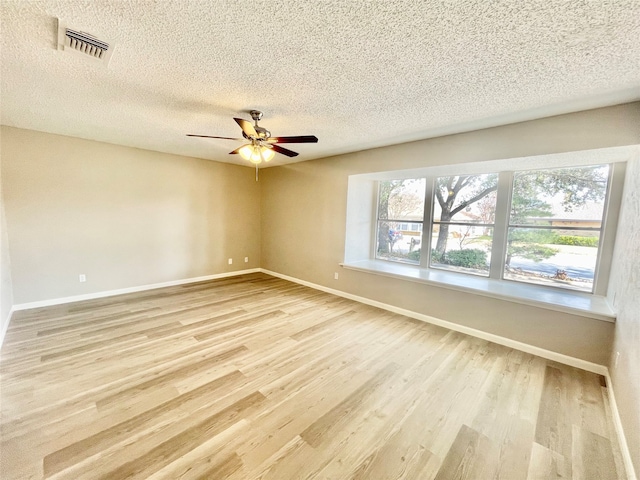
[234,118,258,138]
[267,135,318,144]
[271,144,299,157]
[187,134,242,140]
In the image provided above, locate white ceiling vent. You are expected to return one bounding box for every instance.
[57,20,114,65]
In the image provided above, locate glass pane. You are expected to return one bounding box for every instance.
[510,165,609,227]
[430,225,493,276]
[376,221,422,265]
[378,179,426,221]
[504,228,600,292]
[433,174,498,223]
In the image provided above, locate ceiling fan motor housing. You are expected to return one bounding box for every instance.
[250,110,264,122]
[255,126,271,139]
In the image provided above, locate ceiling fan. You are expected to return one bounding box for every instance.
[187,110,318,166]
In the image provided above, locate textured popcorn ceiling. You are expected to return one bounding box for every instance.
[1,1,639,167]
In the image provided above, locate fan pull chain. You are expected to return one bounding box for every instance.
[256,164,259,182]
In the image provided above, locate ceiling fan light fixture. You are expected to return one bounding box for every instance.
[261,146,275,162]
[238,144,274,164]
[238,144,258,163]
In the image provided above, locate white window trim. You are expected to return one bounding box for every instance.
[344,145,639,322]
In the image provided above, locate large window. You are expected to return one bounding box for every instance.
[431,173,497,276]
[375,164,616,293]
[376,179,426,265]
[504,165,609,292]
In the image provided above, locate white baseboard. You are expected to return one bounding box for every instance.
[260,269,607,375]
[11,269,261,312]
[605,372,638,480]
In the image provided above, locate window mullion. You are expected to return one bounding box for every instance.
[489,171,513,279]
[420,177,434,268]
[372,181,382,259]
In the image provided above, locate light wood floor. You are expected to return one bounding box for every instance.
[0,273,626,479]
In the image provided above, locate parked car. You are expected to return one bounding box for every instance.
[389,229,403,241]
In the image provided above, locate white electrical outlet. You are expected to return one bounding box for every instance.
[79,274,86,282]
[334,272,339,280]
[228,258,233,265]
[244,257,249,263]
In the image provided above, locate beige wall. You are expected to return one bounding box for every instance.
[261,102,640,367]
[608,153,640,475]
[1,126,261,304]
[1,149,14,340]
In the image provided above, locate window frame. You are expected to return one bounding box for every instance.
[427,173,499,277]
[373,179,427,265]
[373,163,624,295]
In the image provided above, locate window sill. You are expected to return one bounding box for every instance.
[340,260,615,322]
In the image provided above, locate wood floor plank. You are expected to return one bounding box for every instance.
[299,362,401,448]
[535,365,574,460]
[0,273,627,480]
[94,345,248,410]
[93,391,266,480]
[571,425,618,480]
[527,441,572,479]
[243,435,316,480]
[145,419,249,480]
[345,335,467,479]
[43,370,247,476]
[433,424,499,480]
